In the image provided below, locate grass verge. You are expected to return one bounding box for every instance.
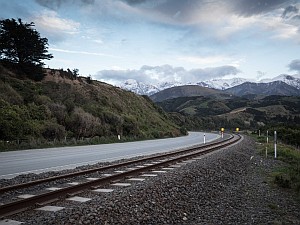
[253,134,300,195]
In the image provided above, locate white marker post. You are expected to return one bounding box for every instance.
[274,131,277,159]
[118,134,121,140]
[203,133,206,144]
[259,130,261,137]
[266,130,269,144]
[221,128,224,138]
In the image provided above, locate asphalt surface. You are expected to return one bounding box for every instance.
[0,132,219,179]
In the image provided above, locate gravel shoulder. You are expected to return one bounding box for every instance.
[8,135,300,224]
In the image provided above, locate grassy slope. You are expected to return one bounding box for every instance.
[0,65,182,150]
[254,134,300,195]
[159,95,300,122]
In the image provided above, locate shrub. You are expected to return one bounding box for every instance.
[274,174,291,188]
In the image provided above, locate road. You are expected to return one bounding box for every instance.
[0,132,219,179]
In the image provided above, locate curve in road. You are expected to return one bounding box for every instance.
[0,132,220,179]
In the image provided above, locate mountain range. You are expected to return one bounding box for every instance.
[149,81,300,102]
[119,74,300,96]
[224,81,300,97]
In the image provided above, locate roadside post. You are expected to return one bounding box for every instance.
[274,131,277,159]
[203,133,206,144]
[266,130,269,143]
[221,128,224,138]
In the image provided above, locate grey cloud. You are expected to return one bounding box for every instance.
[120,0,296,18]
[117,0,207,24]
[95,70,134,81]
[35,0,299,25]
[190,66,241,80]
[35,0,65,10]
[291,15,300,20]
[292,15,300,20]
[288,59,300,72]
[94,64,241,84]
[95,65,186,84]
[122,0,148,5]
[82,0,95,4]
[35,0,95,10]
[230,0,294,16]
[282,5,299,18]
[281,5,300,29]
[153,0,197,17]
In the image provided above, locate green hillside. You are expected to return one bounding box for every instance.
[158,95,300,145]
[0,64,184,150]
[149,85,226,102]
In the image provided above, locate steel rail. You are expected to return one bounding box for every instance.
[0,134,233,194]
[0,134,241,218]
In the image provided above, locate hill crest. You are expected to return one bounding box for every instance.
[150,85,225,102]
[224,81,300,96]
[0,64,183,150]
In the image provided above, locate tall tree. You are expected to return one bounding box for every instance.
[0,18,53,66]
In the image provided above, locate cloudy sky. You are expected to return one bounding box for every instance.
[1,0,300,85]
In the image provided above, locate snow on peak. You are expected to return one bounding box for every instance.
[200,77,249,90]
[260,74,300,89]
[119,74,300,96]
[119,79,159,95]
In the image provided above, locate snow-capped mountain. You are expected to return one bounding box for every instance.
[197,77,250,90]
[120,79,159,96]
[224,81,300,97]
[119,79,183,96]
[119,74,300,96]
[260,74,300,90]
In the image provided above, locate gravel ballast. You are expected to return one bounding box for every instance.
[5,136,300,224]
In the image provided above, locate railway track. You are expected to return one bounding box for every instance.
[0,134,241,219]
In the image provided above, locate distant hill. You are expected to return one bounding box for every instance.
[149,81,300,103]
[0,63,183,150]
[158,94,300,132]
[224,81,300,97]
[149,85,226,102]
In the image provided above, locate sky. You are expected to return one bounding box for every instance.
[1,0,300,85]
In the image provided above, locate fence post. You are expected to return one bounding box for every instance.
[274,131,277,159]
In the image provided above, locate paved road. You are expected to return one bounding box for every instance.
[0,132,220,179]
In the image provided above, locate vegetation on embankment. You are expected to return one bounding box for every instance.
[258,125,300,147]
[0,63,185,151]
[159,95,300,144]
[254,134,300,196]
